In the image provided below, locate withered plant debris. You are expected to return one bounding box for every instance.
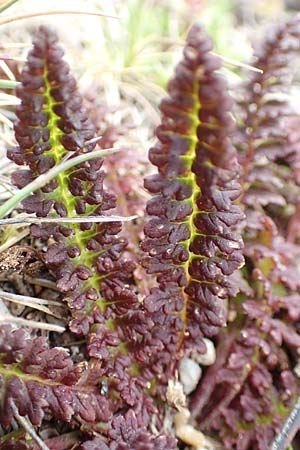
[0,245,45,275]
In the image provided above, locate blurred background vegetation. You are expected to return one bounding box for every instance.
[0,0,298,134]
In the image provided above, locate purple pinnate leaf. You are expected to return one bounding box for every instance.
[0,325,111,427]
[81,410,176,450]
[142,24,244,361]
[190,16,300,450]
[7,25,155,411]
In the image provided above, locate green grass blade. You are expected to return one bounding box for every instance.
[0,79,19,89]
[0,148,120,219]
[0,0,19,14]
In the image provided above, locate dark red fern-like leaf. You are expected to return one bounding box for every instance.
[7,25,156,412]
[190,16,300,450]
[236,14,300,220]
[0,325,111,427]
[142,23,244,363]
[81,410,176,450]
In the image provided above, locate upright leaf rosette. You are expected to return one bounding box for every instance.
[142,24,244,360]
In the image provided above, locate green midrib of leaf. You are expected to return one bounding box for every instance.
[0,429,31,446]
[234,396,291,432]
[163,84,208,348]
[43,64,73,209]
[170,80,230,349]
[39,61,133,364]
[0,362,62,386]
[227,321,294,435]
[0,361,108,396]
[41,64,109,312]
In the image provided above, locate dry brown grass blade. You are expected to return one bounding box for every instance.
[0,9,119,26]
[0,290,62,306]
[211,51,263,74]
[0,55,26,61]
[0,290,63,316]
[10,400,50,450]
[0,214,138,225]
[0,315,65,332]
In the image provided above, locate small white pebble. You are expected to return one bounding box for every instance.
[179,357,202,394]
[193,338,216,366]
[294,361,300,378]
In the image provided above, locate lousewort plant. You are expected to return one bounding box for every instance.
[1,17,300,450]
